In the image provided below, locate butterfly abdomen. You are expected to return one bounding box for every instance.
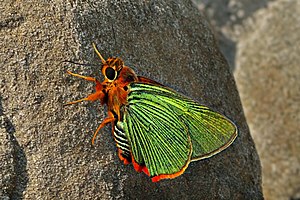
[114,121,131,161]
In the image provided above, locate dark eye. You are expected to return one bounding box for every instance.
[105,67,116,80]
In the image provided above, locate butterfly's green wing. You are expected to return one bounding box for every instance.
[123,82,237,177]
[123,89,192,177]
[182,104,237,161]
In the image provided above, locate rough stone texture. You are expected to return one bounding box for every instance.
[1,0,262,199]
[234,1,300,200]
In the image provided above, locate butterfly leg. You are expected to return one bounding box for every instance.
[91,111,115,145]
[64,91,105,106]
[66,71,97,82]
[65,71,105,105]
[67,71,103,91]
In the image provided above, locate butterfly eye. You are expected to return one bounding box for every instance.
[105,67,117,80]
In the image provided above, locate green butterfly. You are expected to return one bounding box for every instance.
[66,44,238,182]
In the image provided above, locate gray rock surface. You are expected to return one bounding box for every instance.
[234,1,300,200]
[1,1,262,199]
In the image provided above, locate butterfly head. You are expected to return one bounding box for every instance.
[92,43,137,84]
[101,57,124,82]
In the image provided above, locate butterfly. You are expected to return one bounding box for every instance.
[65,43,238,182]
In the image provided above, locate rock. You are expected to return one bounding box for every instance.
[0,1,262,199]
[234,1,300,199]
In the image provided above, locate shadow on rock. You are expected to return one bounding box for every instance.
[0,96,28,199]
